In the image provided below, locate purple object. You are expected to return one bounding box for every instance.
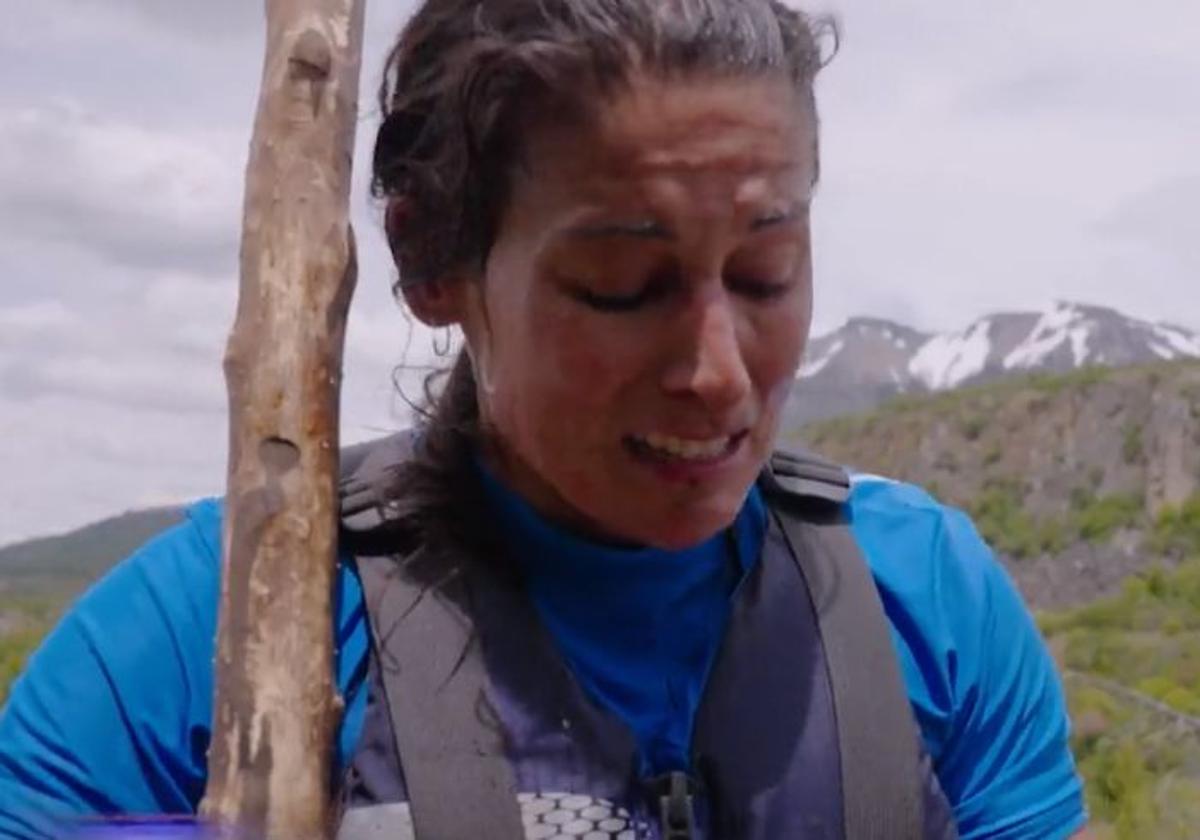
[69,818,223,839]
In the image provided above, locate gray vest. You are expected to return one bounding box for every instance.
[335,435,958,840]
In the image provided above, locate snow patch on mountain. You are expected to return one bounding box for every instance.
[794,301,1200,399]
[908,320,992,390]
[1004,301,1084,370]
[785,302,1200,430]
[800,339,843,377]
[1155,324,1200,357]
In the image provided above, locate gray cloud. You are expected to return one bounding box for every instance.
[62,0,262,41]
[0,273,231,412]
[810,0,1200,332]
[0,103,243,277]
[1098,175,1200,269]
[2,0,1199,540]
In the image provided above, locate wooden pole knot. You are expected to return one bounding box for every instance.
[288,29,332,83]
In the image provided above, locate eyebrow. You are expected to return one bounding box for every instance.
[564,203,807,241]
[564,219,674,241]
[752,201,810,231]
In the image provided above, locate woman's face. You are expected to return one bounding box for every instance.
[460,73,815,549]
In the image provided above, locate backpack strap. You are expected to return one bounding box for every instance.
[339,434,525,840]
[763,448,924,840]
[337,437,923,839]
[338,432,413,534]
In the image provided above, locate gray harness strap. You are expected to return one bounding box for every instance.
[766,449,924,840]
[355,552,525,840]
[339,435,925,839]
[346,436,525,840]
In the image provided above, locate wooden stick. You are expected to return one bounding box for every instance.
[201,2,365,837]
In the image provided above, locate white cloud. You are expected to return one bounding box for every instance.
[1098,175,1200,272]
[63,0,261,40]
[808,0,1200,332]
[0,103,243,276]
[0,394,226,544]
[2,0,1199,541]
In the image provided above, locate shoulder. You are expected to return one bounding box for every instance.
[90,495,372,741]
[44,496,225,689]
[60,498,226,655]
[845,474,1086,839]
[846,473,997,620]
[0,499,227,822]
[843,473,1014,750]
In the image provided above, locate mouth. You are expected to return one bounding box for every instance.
[624,430,748,469]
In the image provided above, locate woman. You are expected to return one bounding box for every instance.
[0,1,1089,838]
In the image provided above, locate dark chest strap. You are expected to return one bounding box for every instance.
[764,450,924,840]
[340,436,926,840]
[355,548,526,840]
[343,433,526,839]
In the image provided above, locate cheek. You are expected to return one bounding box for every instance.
[492,297,630,437]
[748,289,811,408]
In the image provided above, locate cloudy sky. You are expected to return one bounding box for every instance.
[1,0,1197,543]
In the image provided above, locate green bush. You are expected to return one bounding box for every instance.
[1037,517,1071,556]
[1150,495,1200,558]
[969,480,1142,557]
[1135,676,1200,715]
[1076,732,1200,840]
[960,414,987,441]
[969,479,1050,558]
[0,629,45,706]
[1087,739,1157,836]
[1074,494,1145,544]
[1040,560,1200,638]
[1122,422,1145,465]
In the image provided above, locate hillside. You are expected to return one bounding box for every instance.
[795,358,1200,838]
[795,359,1200,610]
[1042,559,1200,837]
[0,506,184,597]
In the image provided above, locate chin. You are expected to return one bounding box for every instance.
[632,506,740,551]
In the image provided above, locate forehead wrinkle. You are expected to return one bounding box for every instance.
[622,113,804,174]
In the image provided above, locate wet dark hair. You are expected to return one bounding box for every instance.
[370,0,836,542]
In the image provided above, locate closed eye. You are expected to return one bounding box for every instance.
[569,286,661,312]
[729,277,791,302]
[561,266,676,313]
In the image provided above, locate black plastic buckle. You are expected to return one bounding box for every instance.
[649,770,697,840]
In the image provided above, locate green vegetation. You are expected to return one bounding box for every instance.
[960,414,987,441]
[0,628,45,706]
[0,598,58,706]
[798,359,1200,837]
[1149,494,1200,558]
[1122,422,1144,465]
[1028,365,1113,397]
[1041,559,1200,838]
[968,479,1062,558]
[0,506,183,595]
[968,481,1143,559]
[1072,491,1144,544]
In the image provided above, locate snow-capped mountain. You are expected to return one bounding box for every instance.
[786,301,1200,428]
[800,317,931,386]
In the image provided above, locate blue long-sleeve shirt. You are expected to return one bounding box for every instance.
[0,474,1086,839]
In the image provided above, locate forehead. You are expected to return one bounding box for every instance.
[513,73,817,214]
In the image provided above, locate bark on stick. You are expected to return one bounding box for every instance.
[201,2,365,837]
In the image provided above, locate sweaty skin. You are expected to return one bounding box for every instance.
[418,73,817,550]
[402,73,1097,838]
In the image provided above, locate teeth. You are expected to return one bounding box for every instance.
[640,433,730,460]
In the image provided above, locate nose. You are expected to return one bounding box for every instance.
[661,291,752,411]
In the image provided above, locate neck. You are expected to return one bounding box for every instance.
[475,435,646,549]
